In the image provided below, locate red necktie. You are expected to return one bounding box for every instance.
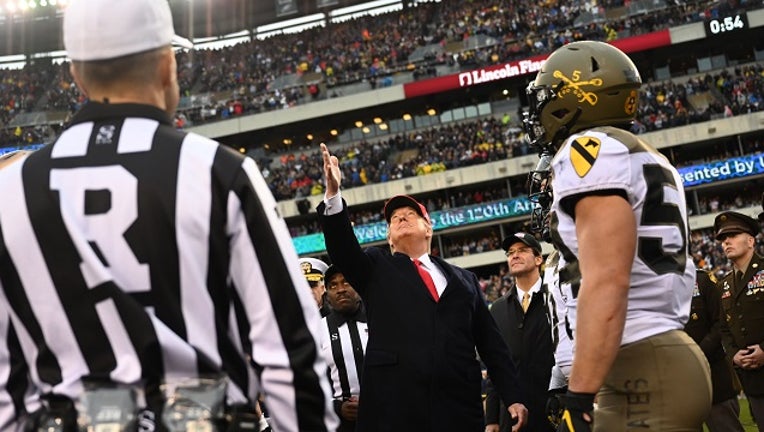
[414,259,439,302]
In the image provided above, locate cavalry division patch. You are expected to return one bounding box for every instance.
[570,136,601,177]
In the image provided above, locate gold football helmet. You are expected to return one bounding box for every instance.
[523,40,642,151]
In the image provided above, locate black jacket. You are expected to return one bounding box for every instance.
[318,200,522,432]
[485,286,555,432]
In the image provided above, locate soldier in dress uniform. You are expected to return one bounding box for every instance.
[715,210,764,431]
[685,269,744,432]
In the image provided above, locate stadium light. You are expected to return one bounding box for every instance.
[18,1,28,11]
[354,121,363,128]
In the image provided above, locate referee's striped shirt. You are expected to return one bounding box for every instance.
[0,102,337,432]
[319,311,368,404]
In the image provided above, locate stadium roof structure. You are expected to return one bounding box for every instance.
[0,0,375,57]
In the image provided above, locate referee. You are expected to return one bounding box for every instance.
[0,152,31,430]
[318,266,368,432]
[0,1,336,431]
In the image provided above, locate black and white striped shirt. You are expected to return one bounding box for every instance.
[319,309,368,403]
[0,102,336,431]
[0,314,31,430]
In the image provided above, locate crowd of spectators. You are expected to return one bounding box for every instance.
[169,0,744,124]
[282,125,764,237]
[264,61,764,207]
[1,0,757,137]
[265,116,517,200]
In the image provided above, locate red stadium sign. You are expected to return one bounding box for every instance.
[402,55,548,99]
[403,30,672,99]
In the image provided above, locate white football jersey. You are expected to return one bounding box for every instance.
[549,126,694,346]
[544,250,573,386]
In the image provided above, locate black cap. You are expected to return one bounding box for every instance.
[383,194,431,225]
[502,232,542,255]
[713,211,759,240]
[324,265,343,284]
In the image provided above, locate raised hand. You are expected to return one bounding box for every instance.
[320,143,341,197]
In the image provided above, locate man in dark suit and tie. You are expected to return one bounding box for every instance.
[316,143,528,432]
[486,233,555,432]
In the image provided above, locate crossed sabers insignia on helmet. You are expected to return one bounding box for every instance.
[553,70,603,106]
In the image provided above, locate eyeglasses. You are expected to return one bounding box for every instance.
[505,246,533,257]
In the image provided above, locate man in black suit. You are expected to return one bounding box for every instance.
[486,233,555,432]
[316,143,528,432]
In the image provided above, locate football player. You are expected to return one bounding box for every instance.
[523,41,711,431]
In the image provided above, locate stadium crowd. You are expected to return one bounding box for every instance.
[284,127,764,242]
[1,0,761,144]
[266,61,762,204]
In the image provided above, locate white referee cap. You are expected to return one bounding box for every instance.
[64,0,193,62]
[298,258,328,283]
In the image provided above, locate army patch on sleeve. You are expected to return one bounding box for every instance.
[570,136,601,177]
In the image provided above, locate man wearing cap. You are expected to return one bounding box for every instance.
[715,210,764,429]
[299,257,332,317]
[317,143,527,432]
[486,233,554,432]
[318,265,367,432]
[0,1,336,431]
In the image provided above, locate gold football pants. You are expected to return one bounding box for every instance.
[594,330,712,431]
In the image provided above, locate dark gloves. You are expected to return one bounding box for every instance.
[556,391,595,432]
[546,387,567,428]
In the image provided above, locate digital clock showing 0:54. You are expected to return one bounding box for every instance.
[705,13,749,35]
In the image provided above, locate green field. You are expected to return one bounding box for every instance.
[741,396,758,431]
